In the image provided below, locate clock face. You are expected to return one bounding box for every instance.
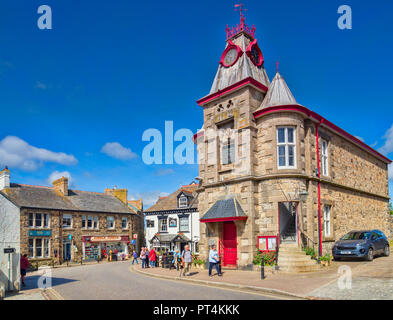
[251,47,260,65]
[224,48,238,66]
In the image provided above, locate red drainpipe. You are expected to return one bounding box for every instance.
[315,122,323,257]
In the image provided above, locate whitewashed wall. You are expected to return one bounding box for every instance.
[0,194,20,291]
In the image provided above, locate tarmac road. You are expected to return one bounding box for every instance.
[26,261,281,300]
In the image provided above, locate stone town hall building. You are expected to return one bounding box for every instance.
[194,16,392,268]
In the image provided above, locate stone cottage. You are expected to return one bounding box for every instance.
[194,17,392,269]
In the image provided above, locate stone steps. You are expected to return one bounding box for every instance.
[278,243,321,273]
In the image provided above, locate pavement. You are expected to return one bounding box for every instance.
[3,253,392,300]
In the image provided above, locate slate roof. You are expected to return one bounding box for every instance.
[200,197,247,221]
[209,33,270,94]
[0,183,134,214]
[145,183,198,212]
[258,72,301,110]
[151,233,190,243]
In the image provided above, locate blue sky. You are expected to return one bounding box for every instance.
[0,0,393,207]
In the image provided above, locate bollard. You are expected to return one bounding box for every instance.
[80,257,83,265]
[261,253,265,280]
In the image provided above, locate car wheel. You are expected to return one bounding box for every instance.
[383,245,390,257]
[366,248,374,261]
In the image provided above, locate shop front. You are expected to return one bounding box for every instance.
[82,235,130,261]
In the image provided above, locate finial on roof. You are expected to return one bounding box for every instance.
[226,4,255,40]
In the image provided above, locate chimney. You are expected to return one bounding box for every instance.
[52,176,69,196]
[0,166,10,190]
[105,187,128,204]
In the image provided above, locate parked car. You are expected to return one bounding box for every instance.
[332,230,390,261]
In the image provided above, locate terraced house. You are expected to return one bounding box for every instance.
[145,183,200,253]
[0,168,144,290]
[194,17,392,269]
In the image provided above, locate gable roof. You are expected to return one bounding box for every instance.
[145,183,198,213]
[1,183,134,214]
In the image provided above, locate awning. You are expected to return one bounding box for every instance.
[200,197,248,223]
[150,233,191,244]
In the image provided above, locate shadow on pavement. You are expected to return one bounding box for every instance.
[22,275,77,291]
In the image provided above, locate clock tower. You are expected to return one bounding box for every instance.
[195,13,271,267]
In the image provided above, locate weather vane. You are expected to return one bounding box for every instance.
[234,4,247,24]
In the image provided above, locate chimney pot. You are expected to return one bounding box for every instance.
[0,167,10,190]
[52,176,68,196]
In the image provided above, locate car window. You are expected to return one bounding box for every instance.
[341,232,371,240]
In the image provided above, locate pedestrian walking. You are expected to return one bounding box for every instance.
[145,247,150,268]
[149,248,156,267]
[20,254,29,287]
[132,250,138,265]
[181,245,193,276]
[208,245,222,277]
[140,248,146,268]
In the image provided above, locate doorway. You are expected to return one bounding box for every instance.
[278,202,298,243]
[222,222,237,267]
[63,241,71,261]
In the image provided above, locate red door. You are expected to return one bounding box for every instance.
[222,222,237,267]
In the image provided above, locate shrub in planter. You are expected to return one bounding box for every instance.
[253,250,277,266]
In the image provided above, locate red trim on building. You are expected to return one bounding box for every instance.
[246,39,264,67]
[219,40,244,68]
[200,216,248,223]
[197,77,268,106]
[253,105,392,164]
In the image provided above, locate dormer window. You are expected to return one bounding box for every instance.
[179,195,188,208]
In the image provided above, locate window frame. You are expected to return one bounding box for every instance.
[321,139,329,176]
[178,196,188,208]
[93,216,99,229]
[82,216,86,229]
[323,205,331,237]
[87,216,93,229]
[276,126,297,169]
[107,216,115,229]
[146,220,154,228]
[179,216,189,232]
[63,214,73,229]
[159,219,168,233]
[35,213,43,228]
[122,217,128,230]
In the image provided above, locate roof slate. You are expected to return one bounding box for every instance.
[200,197,247,221]
[1,183,134,214]
[145,184,198,212]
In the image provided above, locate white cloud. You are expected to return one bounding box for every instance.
[129,190,169,208]
[48,171,73,186]
[155,168,175,176]
[35,81,47,90]
[0,136,78,171]
[101,142,137,160]
[378,124,393,156]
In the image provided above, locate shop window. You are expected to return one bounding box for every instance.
[179,216,189,232]
[122,217,128,229]
[107,216,115,229]
[35,239,43,258]
[28,239,34,258]
[277,127,296,169]
[63,214,72,228]
[146,220,154,228]
[82,216,86,229]
[44,239,50,257]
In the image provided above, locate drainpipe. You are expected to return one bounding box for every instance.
[315,121,323,257]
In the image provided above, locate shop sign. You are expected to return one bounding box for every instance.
[4,248,15,254]
[133,234,138,239]
[90,236,121,242]
[28,230,51,237]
